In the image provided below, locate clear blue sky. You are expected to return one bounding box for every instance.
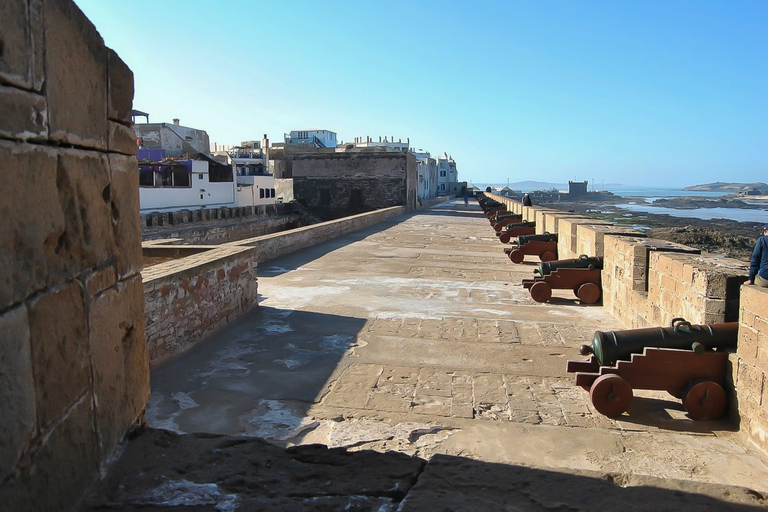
[75,0,766,188]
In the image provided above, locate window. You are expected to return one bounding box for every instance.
[209,163,233,182]
[270,188,276,198]
[198,174,204,180]
[139,167,154,186]
[440,170,446,177]
[259,188,265,199]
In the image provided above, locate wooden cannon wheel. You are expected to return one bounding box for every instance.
[540,250,557,262]
[529,281,552,303]
[509,249,525,264]
[499,232,512,244]
[682,379,727,421]
[576,282,601,304]
[590,374,633,417]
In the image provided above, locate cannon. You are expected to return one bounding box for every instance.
[493,214,524,231]
[522,255,603,304]
[504,233,558,263]
[580,318,737,366]
[537,255,602,277]
[566,318,738,420]
[498,221,536,243]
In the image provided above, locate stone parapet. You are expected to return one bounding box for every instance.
[556,217,612,259]
[734,285,768,452]
[232,206,407,263]
[142,246,258,368]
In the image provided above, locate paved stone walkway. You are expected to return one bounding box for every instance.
[99,199,768,510]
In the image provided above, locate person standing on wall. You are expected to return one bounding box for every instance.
[746,224,768,287]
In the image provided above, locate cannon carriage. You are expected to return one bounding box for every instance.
[566,319,737,420]
[504,233,558,263]
[522,255,603,303]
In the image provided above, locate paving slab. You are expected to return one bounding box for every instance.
[127,199,768,507]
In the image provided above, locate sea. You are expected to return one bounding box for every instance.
[477,184,768,225]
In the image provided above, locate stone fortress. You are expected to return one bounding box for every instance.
[2,1,768,510]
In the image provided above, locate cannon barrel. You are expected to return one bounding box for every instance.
[580,319,738,366]
[517,232,558,245]
[493,213,523,222]
[537,255,603,276]
[501,220,535,231]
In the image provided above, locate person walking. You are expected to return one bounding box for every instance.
[746,224,768,287]
[464,190,469,206]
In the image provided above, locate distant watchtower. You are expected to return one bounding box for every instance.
[569,180,588,196]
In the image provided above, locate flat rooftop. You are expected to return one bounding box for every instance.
[83,200,768,510]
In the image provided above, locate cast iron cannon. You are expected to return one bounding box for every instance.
[498,221,536,243]
[522,255,603,303]
[566,318,738,420]
[580,318,737,366]
[537,255,602,276]
[504,233,558,263]
[493,214,524,231]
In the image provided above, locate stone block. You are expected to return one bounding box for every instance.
[108,120,137,155]
[737,362,765,406]
[741,285,768,321]
[0,0,35,89]
[44,0,108,149]
[47,149,113,283]
[0,395,98,512]
[28,282,89,429]
[0,141,61,310]
[0,84,47,140]
[82,266,116,298]
[89,275,148,458]
[107,49,133,124]
[0,305,36,482]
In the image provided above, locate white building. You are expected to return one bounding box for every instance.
[437,152,458,195]
[284,130,338,148]
[137,149,237,213]
[412,151,438,201]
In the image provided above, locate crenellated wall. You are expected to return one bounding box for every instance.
[0,1,149,509]
[483,193,763,452]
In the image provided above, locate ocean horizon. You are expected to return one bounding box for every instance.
[475,184,768,224]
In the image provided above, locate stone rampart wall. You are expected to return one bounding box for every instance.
[484,193,763,452]
[231,206,408,262]
[142,247,258,368]
[735,286,768,452]
[1,1,148,509]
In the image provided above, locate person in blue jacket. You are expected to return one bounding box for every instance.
[746,224,768,287]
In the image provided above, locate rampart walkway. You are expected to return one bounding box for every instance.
[84,200,768,510]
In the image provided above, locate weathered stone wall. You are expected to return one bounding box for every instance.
[142,247,258,368]
[141,204,303,245]
[289,152,418,216]
[1,1,148,509]
[231,206,408,263]
[734,285,768,452]
[485,192,761,452]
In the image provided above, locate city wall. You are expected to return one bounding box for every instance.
[486,193,766,454]
[0,1,148,509]
[141,203,303,244]
[142,246,258,367]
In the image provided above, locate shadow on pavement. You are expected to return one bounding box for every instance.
[80,428,766,511]
[147,306,368,437]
